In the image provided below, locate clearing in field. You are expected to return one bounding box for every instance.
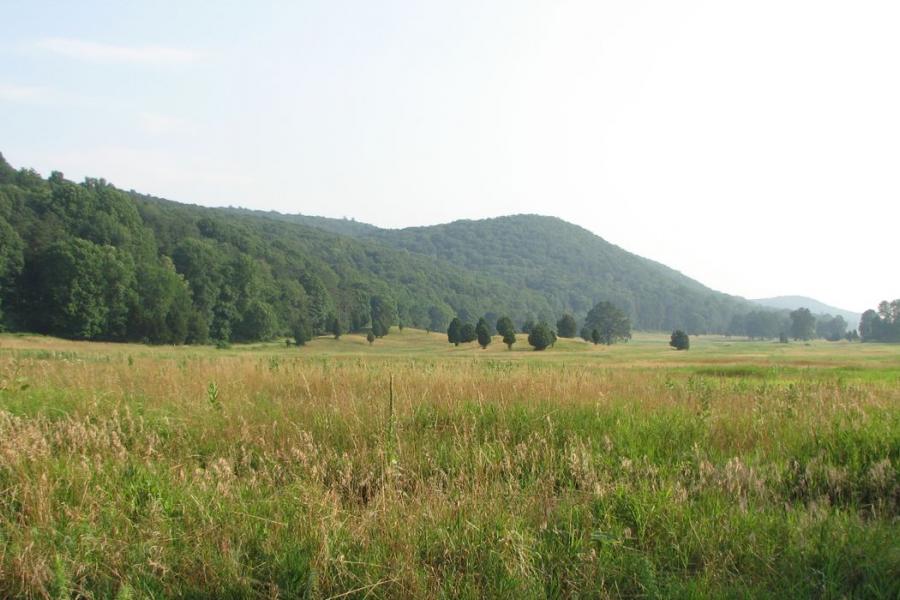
[0,331,897,598]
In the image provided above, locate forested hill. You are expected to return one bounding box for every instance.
[0,153,752,344]
[363,215,748,332]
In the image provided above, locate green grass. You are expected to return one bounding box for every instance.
[0,331,898,598]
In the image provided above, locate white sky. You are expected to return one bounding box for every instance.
[2,1,898,312]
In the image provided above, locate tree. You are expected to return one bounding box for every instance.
[584,301,631,345]
[476,317,491,349]
[329,314,343,339]
[527,322,553,351]
[670,330,690,350]
[496,316,515,338]
[366,330,375,345]
[859,309,879,342]
[460,322,476,343]
[816,315,846,341]
[789,308,815,341]
[370,295,396,337]
[292,316,312,346]
[429,305,451,333]
[591,329,601,345]
[859,300,900,342]
[556,314,577,338]
[502,329,516,350]
[447,317,463,346]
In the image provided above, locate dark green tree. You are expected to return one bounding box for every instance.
[670,329,690,350]
[584,301,631,345]
[591,329,601,345]
[447,317,463,346]
[789,308,816,341]
[476,317,491,349]
[329,314,343,339]
[366,330,375,345]
[502,329,516,350]
[292,316,312,346]
[556,314,577,338]
[496,316,515,338]
[460,322,476,343]
[527,322,553,351]
[370,295,396,337]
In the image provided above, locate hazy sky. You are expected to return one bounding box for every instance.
[2,1,897,312]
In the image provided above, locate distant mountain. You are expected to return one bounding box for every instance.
[752,296,861,327]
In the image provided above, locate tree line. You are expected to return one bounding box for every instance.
[0,155,875,347]
[859,300,900,343]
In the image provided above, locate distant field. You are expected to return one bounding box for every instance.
[0,331,897,598]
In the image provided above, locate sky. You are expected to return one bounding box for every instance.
[1,1,897,313]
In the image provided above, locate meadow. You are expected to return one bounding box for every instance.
[0,330,897,598]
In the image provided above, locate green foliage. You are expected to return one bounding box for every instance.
[816,314,847,341]
[475,317,491,349]
[527,321,553,351]
[790,307,816,341]
[669,329,690,350]
[366,330,375,345]
[860,301,900,342]
[502,329,516,350]
[329,314,343,339]
[584,301,631,345]
[447,317,462,346]
[460,322,476,344]
[556,313,577,338]
[292,316,312,346]
[495,316,514,338]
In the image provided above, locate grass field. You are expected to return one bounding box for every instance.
[0,330,897,598]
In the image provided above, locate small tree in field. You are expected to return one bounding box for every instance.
[528,322,553,351]
[670,329,690,350]
[292,317,312,346]
[476,318,491,349]
[556,314,577,338]
[366,331,375,345]
[503,329,516,350]
[447,317,462,346]
[460,322,476,343]
[496,316,514,339]
[330,315,343,340]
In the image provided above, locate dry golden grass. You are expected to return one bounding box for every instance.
[0,333,897,598]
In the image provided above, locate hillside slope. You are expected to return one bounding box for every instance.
[299,213,750,332]
[1,153,751,343]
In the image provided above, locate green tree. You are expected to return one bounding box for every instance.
[591,329,601,345]
[447,317,463,346]
[370,295,396,337]
[502,329,516,350]
[527,322,553,351]
[329,314,343,339]
[476,317,491,349]
[670,329,690,350]
[584,301,631,345]
[789,308,816,341]
[460,322,476,343]
[556,314,577,338]
[31,238,137,341]
[292,316,312,346]
[428,305,450,333]
[496,316,515,338]
[366,330,375,345]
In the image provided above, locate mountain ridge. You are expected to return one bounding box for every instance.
[751,296,861,328]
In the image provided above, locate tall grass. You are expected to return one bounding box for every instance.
[0,336,897,598]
